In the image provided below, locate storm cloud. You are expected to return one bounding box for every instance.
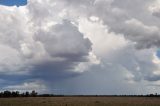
[0,0,160,94]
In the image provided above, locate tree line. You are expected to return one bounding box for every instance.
[0,90,160,97]
[0,90,38,97]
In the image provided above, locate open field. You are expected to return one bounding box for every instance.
[0,97,160,106]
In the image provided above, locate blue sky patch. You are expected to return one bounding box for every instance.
[0,0,27,6]
[156,49,160,58]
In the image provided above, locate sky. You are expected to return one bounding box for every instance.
[1,0,160,95]
[0,0,27,6]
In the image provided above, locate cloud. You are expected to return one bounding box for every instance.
[149,0,160,18]
[78,17,160,82]
[4,80,47,93]
[124,18,160,49]
[0,0,94,89]
[1,0,160,94]
[89,0,160,49]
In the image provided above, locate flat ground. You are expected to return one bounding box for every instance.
[0,97,160,106]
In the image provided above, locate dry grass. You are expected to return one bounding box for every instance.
[0,97,160,106]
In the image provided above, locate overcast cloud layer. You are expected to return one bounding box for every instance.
[1,0,160,94]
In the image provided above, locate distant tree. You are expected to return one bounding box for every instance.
[0,92,3,97]
[21,92,25,97]
[11,91,16,97]
[25,91,30,97]
[149,94,154,97]
[11,91,19,97]
[155,93,158,96]
[16,91,20,96]
[31,90,38,97]
[3,91,11,97]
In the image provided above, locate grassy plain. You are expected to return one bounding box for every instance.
[0,97,160,106]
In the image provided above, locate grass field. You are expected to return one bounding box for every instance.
[0,97,160,106]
